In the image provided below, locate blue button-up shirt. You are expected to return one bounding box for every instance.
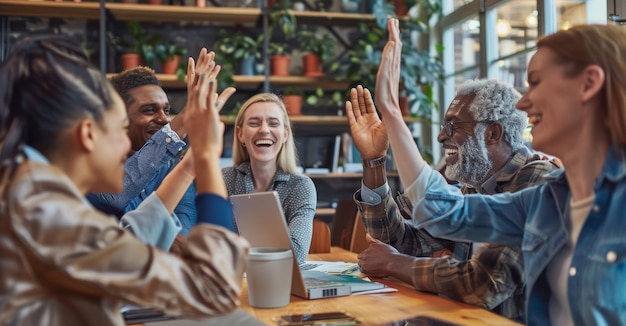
[409,148,626,325]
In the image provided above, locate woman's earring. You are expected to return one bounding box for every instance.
[242,142,246,147]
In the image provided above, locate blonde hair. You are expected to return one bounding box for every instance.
[537,24,626,149]
[232,93,299,173]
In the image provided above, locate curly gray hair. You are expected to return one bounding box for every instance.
[456,79,527,150]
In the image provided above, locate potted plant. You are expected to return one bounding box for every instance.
[155,41,187,75]
[214,29,264,76]
[337,2,443,118]
[269,42,291,76]
[108,21,160,71]
[296,29,335,77]
[282,87,304,115]
[305,88,342,107]
[110,21,160,70]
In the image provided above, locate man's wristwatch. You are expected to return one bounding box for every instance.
[363,155,386,168]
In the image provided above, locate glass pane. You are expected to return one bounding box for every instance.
[451,16,480,72]
[495,0,538,57]
[492,51,535,93]
[443,0,475,15]
[558,0,586,30]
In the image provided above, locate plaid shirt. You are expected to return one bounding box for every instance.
[354,146,558,321]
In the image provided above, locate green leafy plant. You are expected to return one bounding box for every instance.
[296,29,335,63]
[283,86,304,96]
[214,30,264,90]
[306,88,342,107]
[108,21,161,67]
[215,29,264,62]
[267,0,297,39]
[155,41,187,61]
[270,42,290,56]
[335,0,443,118]
[155,41,187,81]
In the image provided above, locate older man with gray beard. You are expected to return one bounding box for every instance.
[349,79,558,322]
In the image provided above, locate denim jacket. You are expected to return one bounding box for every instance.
[409,148,626,325]
[88,125,197,235]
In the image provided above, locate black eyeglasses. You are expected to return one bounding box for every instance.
[440,120,492,137]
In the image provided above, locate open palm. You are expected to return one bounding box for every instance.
[345,86,389,160]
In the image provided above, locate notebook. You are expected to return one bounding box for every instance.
[230,191,351,300]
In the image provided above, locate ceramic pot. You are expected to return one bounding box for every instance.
[162,55,181,74]
[121,53,143,71]
[271,55,291,76]
[302,53,323,77]
[283,95,303,115]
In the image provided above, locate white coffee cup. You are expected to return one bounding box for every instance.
[246,247,293,308]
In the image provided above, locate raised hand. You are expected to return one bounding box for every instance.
[345,85,389,160]
[182,71,230,197]
[375,18,402,118]
[184,75,222,159]
[190,49,236,113]
[172,49,235,138]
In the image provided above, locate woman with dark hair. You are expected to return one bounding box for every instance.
[0,36,248,325]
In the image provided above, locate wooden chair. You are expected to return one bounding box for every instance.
[309,219,331,254]
[349,215,368,254]
[329,199,369,254]
[330,199,359,250]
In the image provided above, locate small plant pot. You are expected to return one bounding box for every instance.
[283,95,303,116]
[394,0,408,16]
[239,55,256,76]
[162,55,181,74]
[148,0,162,4]
[302,53,323,77]
[121,53,143,71]
[271,55,291,76]
[196,0,206,6]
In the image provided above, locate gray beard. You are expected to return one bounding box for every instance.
[445,124,493,187]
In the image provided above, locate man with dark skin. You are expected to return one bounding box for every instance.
[88,49,235,250]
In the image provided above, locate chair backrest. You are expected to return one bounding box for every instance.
[349,215,368,254]
[309,219,331,254]
[330,199,359,250]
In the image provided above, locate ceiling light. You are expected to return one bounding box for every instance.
[561,21,572,30]
[496,19,512,38]
[525,10,538,28]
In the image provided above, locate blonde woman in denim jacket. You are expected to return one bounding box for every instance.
[370,20,626,325]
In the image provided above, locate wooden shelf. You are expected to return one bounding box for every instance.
[0,0,101,20]
[0,1,376,26]
[221,115,421,126]
[235,75,349,90]
[106,3,261,24]
[148,74,349,89]
[292,10,375,27]
[0,0,260,24]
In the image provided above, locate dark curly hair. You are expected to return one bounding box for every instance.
[110,66,161,106]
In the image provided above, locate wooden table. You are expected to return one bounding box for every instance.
[238,247,522,325]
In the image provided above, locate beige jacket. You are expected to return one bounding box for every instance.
[0,160,249,325]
